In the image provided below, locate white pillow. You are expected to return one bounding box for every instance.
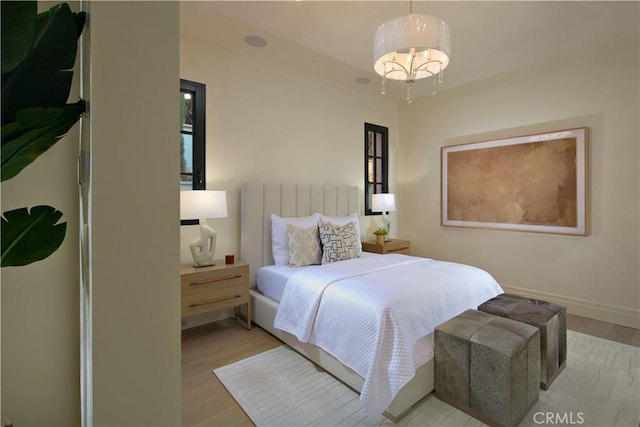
[287,223,322,267]
[319,213,362,249]
[318,221,361,264]
[271,213,320,265]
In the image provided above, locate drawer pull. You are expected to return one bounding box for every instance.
[189,274,242,287]
[189,294,243,308]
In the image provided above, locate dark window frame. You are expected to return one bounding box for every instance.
[364,122,389,216]
[180,79,206,225]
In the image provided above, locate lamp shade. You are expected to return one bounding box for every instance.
[372,193,396,212]
[180,190,228,220]
[373,14,451,81]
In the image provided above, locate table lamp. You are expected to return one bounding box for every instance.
[372,193,396,241]
[180,190,228,267]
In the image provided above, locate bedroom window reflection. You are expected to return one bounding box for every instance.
[365,123,389,215]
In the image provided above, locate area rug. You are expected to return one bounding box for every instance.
[213,331,639,426]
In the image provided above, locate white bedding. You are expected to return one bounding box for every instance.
[256,264,297,303]
[273,254,503,417]
[257,253,378,302]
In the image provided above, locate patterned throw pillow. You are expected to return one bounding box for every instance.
[318,221,362,264]
[287,223,322,267]
[319,213,362,250]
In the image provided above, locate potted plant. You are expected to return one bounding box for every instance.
[373,227,387,245]
[1,1,86,267]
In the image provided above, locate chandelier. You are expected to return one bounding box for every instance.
[373,3,451,102]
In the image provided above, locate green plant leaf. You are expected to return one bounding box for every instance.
[2,102,70,142]
[2,69,73,121]
[1,205,67,267]
[1,3,86,124]
[1,1,37,74]
[29,3,85,70]
[1,100,85,181]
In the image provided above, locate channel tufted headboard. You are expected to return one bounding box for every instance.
[240,182,360,288]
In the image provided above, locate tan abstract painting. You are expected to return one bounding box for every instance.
[441,128,586,235]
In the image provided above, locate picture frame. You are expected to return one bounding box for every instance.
[441,127,587,235]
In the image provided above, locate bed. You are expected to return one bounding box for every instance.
[240,182,503,422]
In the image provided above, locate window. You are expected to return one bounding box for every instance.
[180,79,206,225]
[180,79,205,191]
[364,123,389,215]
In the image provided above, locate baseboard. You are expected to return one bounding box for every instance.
[500,284,640,330]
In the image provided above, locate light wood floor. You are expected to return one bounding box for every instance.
[182,314,639,427]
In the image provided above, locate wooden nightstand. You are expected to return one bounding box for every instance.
[362,239,411,255]
[180,260,251,330]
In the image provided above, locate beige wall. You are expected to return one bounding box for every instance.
[398,35,640,328]
[179,32,400,328]
[180,15,638,329]
[1,1,81,424]
[6,2,634,424]
[89,2,181,425]
[179,34,400,265]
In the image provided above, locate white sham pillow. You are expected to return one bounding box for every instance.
[271,213,320,265]
[287,223,322,267]
[319,213,362,249]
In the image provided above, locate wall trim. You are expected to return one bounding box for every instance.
[500,284,640,330]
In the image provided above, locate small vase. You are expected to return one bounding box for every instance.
[376,235,385,245]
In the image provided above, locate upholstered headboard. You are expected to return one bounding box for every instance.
[241,182,359,287]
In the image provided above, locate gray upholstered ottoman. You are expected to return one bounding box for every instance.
[478,294,566,390]
[435,309,540,427]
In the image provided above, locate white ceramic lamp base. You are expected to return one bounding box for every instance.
[190,221,217,267]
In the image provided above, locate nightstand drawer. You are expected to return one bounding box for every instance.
[180,261,251,328]
[181,265,247,295]
[181,281,249,317]
[362,239,410,255]
[386,247,410,255]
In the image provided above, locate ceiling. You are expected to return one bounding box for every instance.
[180,1,640,101]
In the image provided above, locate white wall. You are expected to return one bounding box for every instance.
[179,35,400,259]
[398,35,639,328]
[1,1,81,424]
[179,33,399,327]
[89,2,181,425]
[178,8,638,330]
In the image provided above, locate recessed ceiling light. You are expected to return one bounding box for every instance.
[244,35,268,48]
[354,77,371,85]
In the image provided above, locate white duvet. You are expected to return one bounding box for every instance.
[273,254,503,417]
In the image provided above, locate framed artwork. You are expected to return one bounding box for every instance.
[441,127,587,235]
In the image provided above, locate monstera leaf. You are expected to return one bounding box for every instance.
[2,1,86,176]
[2,2,86,123]
[1,1,86,267]
[1,1,37,74]
[1,206,67,267]
[2,101,85,181]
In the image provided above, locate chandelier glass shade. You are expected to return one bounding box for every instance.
[373,13,451,101]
